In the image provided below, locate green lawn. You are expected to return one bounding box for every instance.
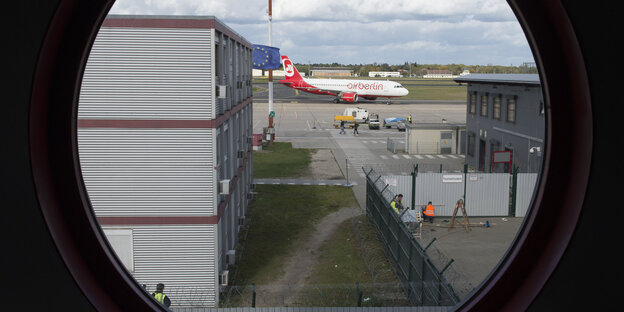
[228,184,358,285]
[402,85,466,101]
[253,142,312,178]
[297,214,407,307]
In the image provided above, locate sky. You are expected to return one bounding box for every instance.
[108,0,535,66]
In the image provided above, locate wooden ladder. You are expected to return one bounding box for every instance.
[449,199,471,232]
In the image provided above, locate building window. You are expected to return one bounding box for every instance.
[493,95,502,120]
[467,132,476,156]
[469,93,476,115]
[507,97,517,123]
[480,94,488,117]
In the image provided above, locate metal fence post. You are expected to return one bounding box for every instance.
[411,164,417,211]
[251,283,256,307]
[510,165,519,216]
[463,163,468,209]
[356,282,362,307]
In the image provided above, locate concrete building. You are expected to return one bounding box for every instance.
[423,69,455,78]
[453,74,544,173]
[252,68,303,77]
[77,15,254,307]
[369,71,401,78]
[405,123,466,155]
[310,67,353,77]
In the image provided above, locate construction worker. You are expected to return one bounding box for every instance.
[422,201,435,223]
[391,194,404,214]
[408,113,412,123]
[152,283,171,308]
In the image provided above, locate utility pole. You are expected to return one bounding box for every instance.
[267,0,275,143]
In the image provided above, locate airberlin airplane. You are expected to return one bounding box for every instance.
[278,55,409,103]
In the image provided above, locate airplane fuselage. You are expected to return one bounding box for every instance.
[278,55,409,102]
[293,78,407,98]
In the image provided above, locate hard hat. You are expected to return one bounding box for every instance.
[156,283,165,291]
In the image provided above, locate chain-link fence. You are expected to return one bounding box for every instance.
[364,167,465,306]
[219,283,411,308]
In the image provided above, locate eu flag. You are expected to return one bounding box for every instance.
[252,44,281,70]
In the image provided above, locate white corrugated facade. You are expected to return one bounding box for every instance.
[77,15,253,307]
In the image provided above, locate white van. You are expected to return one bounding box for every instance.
[343,107,369,123]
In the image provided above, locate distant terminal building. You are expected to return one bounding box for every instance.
[369,71,401,78]
[310,67,353,77]
[252,68,304,77]
[78,15,254,307]
[453,74,544,173]
[423,69,455,78]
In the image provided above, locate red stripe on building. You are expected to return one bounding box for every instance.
[97,216,219,225]
[78,97,252,129]
[102,16,252,48]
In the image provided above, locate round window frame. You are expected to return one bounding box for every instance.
[29,0,592,310]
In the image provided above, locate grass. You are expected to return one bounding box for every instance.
[297,214,407,307]
[402,84,466,101]
[254,77,466,101]
[228,184,358,285]
[253,142,312,178]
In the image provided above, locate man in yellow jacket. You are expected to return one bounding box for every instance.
[152,283,171,308]
[391,194,404,214]
[422,201,435,223]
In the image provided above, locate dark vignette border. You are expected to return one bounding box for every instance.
[28,0,591,311]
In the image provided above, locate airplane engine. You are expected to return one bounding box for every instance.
[341,93,358,102]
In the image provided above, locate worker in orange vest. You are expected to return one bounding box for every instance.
[422,201,435,223]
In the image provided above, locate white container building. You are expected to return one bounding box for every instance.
[77,15,253,307]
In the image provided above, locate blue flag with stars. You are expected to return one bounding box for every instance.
[252,44,281,70]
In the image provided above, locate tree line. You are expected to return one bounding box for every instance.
[293,62,538,77]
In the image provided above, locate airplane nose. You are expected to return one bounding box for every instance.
[403,88,409,96]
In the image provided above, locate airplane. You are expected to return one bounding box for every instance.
[278,55,409,104]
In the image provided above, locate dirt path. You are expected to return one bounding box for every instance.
[254,148,360,306]
[255,205,362,307]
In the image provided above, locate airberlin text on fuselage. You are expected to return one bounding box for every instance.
[347,82,384,91]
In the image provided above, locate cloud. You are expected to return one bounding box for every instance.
[107,0,534,65]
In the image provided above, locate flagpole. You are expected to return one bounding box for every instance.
[267,0,274,144]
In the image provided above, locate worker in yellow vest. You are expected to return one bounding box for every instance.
[391,194,404,214]
[408,113,412,123]
[422,201,435,223]
[152,283,171,308]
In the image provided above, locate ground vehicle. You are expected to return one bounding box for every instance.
[383,117,406,129]
[343,107,369,123]
[333,115,355,128]
[368,113,380,129]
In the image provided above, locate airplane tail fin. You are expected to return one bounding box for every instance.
[280,55,304,81]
